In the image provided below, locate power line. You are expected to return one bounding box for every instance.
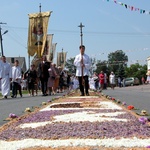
[4,25,150,36]
[7,32,27,49]
[1,26,27,49]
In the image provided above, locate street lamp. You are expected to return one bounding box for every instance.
[0,27,8,56]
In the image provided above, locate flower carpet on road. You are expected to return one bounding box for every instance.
[0,91,150,150]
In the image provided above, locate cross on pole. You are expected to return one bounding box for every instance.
[78,22,85,46]
[39,3,41,13]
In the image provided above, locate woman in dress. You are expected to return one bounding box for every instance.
[109,71,115,89]
[47,63,57,95]
[99,71,104,91]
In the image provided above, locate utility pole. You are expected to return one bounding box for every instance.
[0,22,7,56]
[78,22,85,46]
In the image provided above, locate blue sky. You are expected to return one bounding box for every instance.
[1,0,150,67]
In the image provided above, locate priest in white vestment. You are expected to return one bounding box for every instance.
[0,59,4,91]
[1,56,12,99]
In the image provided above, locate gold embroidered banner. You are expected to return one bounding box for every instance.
[44,34,53,61]
[50,43,57,62]
[57,51,67,68]
[28,11,52,57]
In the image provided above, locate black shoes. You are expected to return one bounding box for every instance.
[2,95,7,99]
[11,95,16,98]
[86,93,90,96]
[80,92,90,96]
[80,93,90,96]
[42,93,48,96]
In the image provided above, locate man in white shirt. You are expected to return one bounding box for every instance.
[1,56,12,99]
[74,45,91,96]
[11,60,22,98]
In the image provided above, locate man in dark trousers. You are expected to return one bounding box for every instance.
[74,45,91,96]
[37,56,50,96]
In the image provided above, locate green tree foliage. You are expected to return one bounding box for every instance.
[95,60,108,74]
[107,50,128,74]
[65,57,76,74]
[125,63,147,83]
[115,64,126,78]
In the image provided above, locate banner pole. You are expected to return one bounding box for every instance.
[78,23,85,85]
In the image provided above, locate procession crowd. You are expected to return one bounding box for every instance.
[0,53,117,99]
[0,55,80,99]
[1,41,150,100]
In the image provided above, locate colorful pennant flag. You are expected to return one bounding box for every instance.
[104,0,150,15]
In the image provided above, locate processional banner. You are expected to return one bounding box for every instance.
[28,11,52,57]
[57,52,67,68]
[49,43,57,62]
[43,34,53,60]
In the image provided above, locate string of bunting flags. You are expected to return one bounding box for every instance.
[104,0,150,15]
[94,59,147,67]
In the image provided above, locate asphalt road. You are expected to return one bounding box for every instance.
[102,84,150,115]
[0,92,66,126]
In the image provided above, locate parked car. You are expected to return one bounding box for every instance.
[122,77,140,86]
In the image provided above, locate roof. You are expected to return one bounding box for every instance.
[6,57,27,73]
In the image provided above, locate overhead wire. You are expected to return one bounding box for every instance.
[3,25,27,49]
[2,25,150,64]
[4,25,150,36]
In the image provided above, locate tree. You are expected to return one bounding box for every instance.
[65,57,76,74]
[95,60,108,74]
[116,64,126,79]
[125,63,147,83]
[107,50,128,74]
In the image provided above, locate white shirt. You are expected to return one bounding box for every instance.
[74,53,91,77]
[12,65,22,83]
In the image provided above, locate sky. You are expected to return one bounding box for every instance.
[1,0,150,68]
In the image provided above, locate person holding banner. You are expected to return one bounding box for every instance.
[1,56,12,99]
[74,45,91,96]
